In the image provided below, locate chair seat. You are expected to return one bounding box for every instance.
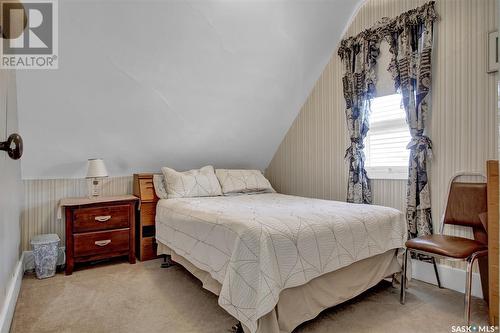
[405,235,487,259]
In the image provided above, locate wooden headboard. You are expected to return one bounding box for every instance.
[133,173,159,261]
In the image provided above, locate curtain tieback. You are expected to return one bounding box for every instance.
[406,135,432,150]
[406,135,433,166]
[344,143,365,159]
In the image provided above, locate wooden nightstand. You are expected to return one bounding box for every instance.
[60,195,139,275]
[133,174,159,261]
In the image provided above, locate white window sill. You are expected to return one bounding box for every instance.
[366,167,408,180]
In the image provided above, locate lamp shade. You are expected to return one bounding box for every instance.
[86,159,108,178]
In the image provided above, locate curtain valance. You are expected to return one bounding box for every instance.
[338,1,437,60]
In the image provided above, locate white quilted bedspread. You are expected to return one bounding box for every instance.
[155,193,406,333]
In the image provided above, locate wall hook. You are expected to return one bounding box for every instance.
[0,133,23,160]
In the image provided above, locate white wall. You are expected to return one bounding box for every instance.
[17,0,362,179]
[0,70,23,332]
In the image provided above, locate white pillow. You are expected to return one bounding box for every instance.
[152,174,168,199]
[215,169,275,195]
[161,165,222,198]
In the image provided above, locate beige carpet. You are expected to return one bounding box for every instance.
[11,259,489,333]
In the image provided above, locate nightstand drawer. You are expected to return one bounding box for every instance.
[73,205,130,233]
[74,229,130,257]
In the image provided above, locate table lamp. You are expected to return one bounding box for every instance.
[86,158,108,197]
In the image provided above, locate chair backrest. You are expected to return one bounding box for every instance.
[443,182,487,228]
[441,172,487,231]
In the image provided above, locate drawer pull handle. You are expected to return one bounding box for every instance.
[95,215,112,222]
[95,240,111,247]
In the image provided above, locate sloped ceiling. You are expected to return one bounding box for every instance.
[17,0,362,179]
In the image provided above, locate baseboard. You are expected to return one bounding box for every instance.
[411,259,483,299]
[22,247,66,271]
[0,253,24,333]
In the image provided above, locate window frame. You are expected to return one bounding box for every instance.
[364,93,410,180]
[365,165,408,180]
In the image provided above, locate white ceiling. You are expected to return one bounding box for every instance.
[17,0,363,179]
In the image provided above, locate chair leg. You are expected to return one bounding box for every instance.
[432,257,442,288]
[464,256,475,325]
[400,248,408,305]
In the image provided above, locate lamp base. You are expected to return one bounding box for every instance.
[87,178,103,198]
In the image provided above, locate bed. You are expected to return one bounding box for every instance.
[154,192,407,333]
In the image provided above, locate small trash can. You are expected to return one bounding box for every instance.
[31,234,60,279]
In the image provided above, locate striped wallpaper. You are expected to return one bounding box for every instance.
[266,0,499,269]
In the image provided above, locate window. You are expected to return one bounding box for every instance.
[364,93,410,180]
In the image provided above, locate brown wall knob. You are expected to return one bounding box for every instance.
[0,133,23,160]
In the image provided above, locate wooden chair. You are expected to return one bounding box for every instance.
[400,172,488,324]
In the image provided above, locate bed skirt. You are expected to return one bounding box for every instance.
[157,241,400,333]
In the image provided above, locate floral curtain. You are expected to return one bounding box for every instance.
[387,2,437,238]
[338,1,437,234]
[338,34,382,204]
